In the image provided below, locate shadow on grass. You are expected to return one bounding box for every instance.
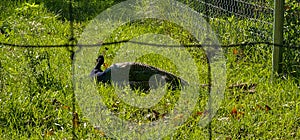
[281,48,300,82]
[34,0,126,22]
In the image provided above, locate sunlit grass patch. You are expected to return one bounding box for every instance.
[0,0,300,139]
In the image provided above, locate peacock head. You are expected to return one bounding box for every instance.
[94,55,105,70]
[96,55,104,65]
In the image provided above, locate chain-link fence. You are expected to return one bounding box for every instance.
[0,0,299,139]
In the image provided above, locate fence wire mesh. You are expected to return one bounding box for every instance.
[0,0,300,139]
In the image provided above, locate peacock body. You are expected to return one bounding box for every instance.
[90,55,188,91]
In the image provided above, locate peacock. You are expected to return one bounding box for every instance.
[90,55,188,91]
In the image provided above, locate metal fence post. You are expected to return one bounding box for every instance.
[272,0,284,74]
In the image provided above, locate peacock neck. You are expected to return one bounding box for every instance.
[94,62,103,72]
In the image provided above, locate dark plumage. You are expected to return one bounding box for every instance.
[90,55,188,91]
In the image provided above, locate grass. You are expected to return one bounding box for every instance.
[0,0,299,139]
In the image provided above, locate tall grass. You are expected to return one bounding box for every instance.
[0,0,299,139]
